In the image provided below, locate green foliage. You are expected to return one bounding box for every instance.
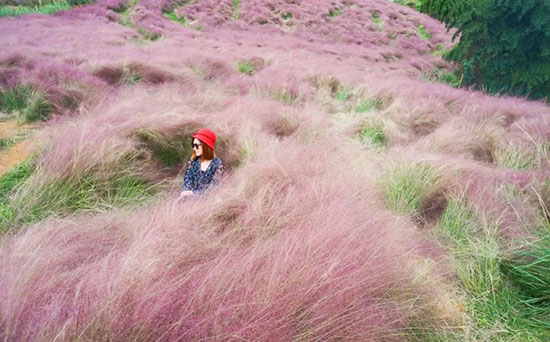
[354,97,384,113]
[1,84,33,112]
[382,163,441,214]
[164,10,186,26]
[0,0,94,17]
[236,61,254,75]
[421,0,550,99]
[231,0,240,19]
[138,27,160,41]
[328,8,342,17]
[494,144,536,170]
[417,24,432,40]
[433,196,550,342]
[281,11,293,20]
[503,239,550,304]
[0,2,69,17]
[135,128,192,167]
[371,12,383,30]
[393,0,422,10]
[334,87,352,101]
[424,67,461,88]
[0,159,34,201]
[0,159,35,231]
[1,85,51,123]
[358,123,385,148]
[2,168,157,231]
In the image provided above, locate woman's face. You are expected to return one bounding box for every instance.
[192,138,203,157]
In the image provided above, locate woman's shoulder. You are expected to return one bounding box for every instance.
[213,157,223,166]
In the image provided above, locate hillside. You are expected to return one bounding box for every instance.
[1,0,550,341]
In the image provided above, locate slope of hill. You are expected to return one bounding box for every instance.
[1,0,550,341]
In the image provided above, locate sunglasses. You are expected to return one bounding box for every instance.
[192,142,202,149]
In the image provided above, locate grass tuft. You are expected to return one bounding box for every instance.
[354,97,384,113]
[417,24,433,40]
[0,2,70,17]
[3,169,157,231]
[281,11,292,20]
[334,87,352,101]
[236,61,254,75]
[164,10,187,26]
[358,122,386,148]
[494,144,536,170]
[1,84,51,123]
[371,12,383,31]
[328,8,342,17]
[231,0,240,19]
[382,163,442,214]
[135,128,193,167]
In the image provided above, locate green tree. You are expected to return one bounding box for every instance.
[421,0,550,100]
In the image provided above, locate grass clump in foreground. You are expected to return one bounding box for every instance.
[0,159,159,232]
[433,196,550,342]
[0,84,51,123]
[382,162,442,215]
[0,159,35,231]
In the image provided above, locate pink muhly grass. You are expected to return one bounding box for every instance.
[0,136,428,341]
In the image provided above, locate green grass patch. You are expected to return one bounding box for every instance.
[382,163,442,214]
[0,2,70,17]
[1,84,51,123]
[431,43,448,57]
[417,24,432,40]
[424,67,461,88]
[231,0,240,19]
[0,159,35,231]
[494,144,536,170]
[354,97,384,113]
[236,61,254,75]
[393,0,422,10]
[334,87,352,101]
[371,12,383,30]
[135,128,193,167]
[137,27,160,41]
[432,196,550,342]
[358,122,385,148]
[271,89,298,104]
[281,11,292,20]
[2,168,158,231]
[164,10,186,26]
[328,8,342,17]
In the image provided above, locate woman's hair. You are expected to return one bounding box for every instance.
[191,139,216,161]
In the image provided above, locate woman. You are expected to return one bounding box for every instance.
[177,128,223,202]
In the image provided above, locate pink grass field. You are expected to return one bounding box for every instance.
[1,0,550,341]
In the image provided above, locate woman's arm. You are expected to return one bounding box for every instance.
[181,159,194,192]
[177,160,195,201]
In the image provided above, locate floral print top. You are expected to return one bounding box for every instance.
[181,157,223,194]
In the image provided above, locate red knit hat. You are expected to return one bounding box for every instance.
[192,128,217,149]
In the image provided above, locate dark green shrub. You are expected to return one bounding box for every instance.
[421,0,550,99]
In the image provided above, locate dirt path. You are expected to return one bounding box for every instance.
[0,120,20,139]
[0,120,35,177]
[0,140,33,176]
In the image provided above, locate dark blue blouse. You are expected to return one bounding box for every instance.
[181,157,223,194]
